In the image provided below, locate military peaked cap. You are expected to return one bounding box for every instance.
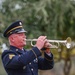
[3,20,27,37]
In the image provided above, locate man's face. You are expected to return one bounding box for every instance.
[9,33,26,47]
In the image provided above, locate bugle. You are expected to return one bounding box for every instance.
[26,37,71,49]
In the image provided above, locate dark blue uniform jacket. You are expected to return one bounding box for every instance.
[1,46,54,75]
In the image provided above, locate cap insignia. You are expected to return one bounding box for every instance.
[19,22,22,25]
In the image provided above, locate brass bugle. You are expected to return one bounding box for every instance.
[25,37,72,49]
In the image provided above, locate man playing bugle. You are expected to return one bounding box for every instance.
[1,20,54,75]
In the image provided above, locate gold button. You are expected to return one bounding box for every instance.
[10,32,12,34]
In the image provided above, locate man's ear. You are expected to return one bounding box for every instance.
[9,35,15,42]
[12,35,18,42]
[12,37,15,42]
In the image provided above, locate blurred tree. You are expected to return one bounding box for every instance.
[0,0,75,40]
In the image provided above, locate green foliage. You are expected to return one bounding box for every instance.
[0,0,75,42]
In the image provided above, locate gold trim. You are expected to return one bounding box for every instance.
[6,26,22,34]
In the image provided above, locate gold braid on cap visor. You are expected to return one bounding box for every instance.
[6,26,23,35]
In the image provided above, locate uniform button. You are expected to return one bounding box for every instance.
[19,55,20,56]
[31,68,33,71]
[29,63,31,65]
[23,66,26,69]
[16,49,18,51]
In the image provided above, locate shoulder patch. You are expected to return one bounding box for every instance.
[9,54,15,59]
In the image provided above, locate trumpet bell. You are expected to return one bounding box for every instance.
[66,37,72,49]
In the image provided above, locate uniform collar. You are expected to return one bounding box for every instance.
[9,45,25,53]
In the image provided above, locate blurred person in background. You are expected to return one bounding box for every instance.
[1,20,54,75]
